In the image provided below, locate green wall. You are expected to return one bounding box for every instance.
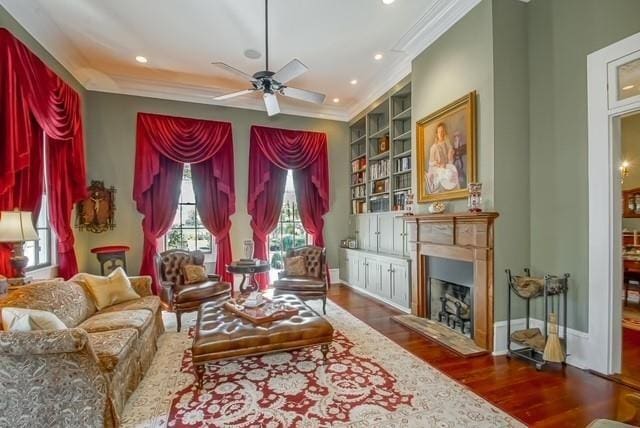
[411,0,531,322]
[528,0,640,331]
[491,0,530,322]
[76,92,350,275]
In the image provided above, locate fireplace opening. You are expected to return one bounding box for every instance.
[429,278,474,337]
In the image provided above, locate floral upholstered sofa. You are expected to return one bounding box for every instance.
[0,275,164,427]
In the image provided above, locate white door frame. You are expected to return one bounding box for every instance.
[587,31,640,374]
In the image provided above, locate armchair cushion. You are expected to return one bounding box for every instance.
[78,309,152,335]
[287,246,325,279]
[273,277,326,291]
[88,328,137,372]
[284,256,307,276]
[174,281,231,304]
[183,264,207,284]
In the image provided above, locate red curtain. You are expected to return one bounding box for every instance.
[248,125,329,289]
[0,29,87,277]
[133,113,235,293]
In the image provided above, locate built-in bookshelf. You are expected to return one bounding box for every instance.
[349,80,412,214]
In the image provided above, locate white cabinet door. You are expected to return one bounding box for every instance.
[348,253,360,287]
[356,215,371,251]
[390,262,410,308]
[339,249,348,283]
[393,216,407,256]
[357,255,368,289]
[377,215,394,254]
[365,258,381,294]
[379,262,393,299]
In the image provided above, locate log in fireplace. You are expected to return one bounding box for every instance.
[403,212,498,352]
[429,278,473,336]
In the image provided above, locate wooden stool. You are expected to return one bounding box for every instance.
[91,245,130,275]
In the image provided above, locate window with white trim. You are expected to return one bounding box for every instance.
[164,164,215,253]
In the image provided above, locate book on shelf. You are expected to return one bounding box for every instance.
[370,159,389,180]
[395,156,411,172]
[394,173,410,189]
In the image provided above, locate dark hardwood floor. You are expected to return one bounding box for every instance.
[327,284,640,427]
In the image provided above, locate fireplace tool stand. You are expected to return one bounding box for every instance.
[506,269,569,370]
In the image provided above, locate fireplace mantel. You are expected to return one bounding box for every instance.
[403,212,499,351]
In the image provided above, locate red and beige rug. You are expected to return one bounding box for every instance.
[121,301,523,427]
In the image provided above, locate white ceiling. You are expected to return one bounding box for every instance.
[0,0,481,121]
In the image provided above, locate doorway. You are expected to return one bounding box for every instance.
[588,31,640,375]
[619,111,640,388]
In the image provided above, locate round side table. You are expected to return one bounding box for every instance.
[226,260,270,294]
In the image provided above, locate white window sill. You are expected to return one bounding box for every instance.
[27,265,59,280]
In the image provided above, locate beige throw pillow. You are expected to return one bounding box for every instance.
[1,307,66,331]
[80,267,140,310]
[285,256,307,276]
[183,264,207,284]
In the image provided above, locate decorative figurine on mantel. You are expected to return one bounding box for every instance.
[428,201,447,214]
[76,181,116,233]
[468,182,483,212]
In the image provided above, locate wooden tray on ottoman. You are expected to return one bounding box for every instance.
[223,299,299,325]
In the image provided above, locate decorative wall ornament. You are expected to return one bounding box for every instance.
[75,181,116,233]
[417,91,477,203]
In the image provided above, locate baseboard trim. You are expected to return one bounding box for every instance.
[329,268,343,285]
[493,318,589,369]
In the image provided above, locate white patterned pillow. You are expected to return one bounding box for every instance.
[1,307,67,331]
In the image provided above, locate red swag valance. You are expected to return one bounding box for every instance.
[133,113,236,292]
[248,125,330,289]
[0,28,87,278]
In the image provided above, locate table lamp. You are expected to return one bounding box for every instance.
[0,210,39,278]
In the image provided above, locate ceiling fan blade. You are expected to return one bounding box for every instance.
[213,89,255,101]
[211,62,256,81]
[272,58,308,84]
[281,86,326,104]
[263,92,280,116]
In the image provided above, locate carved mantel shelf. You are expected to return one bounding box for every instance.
[403,212,499,352]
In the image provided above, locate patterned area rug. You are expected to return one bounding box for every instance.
[121,301,523,427]
[392,315,487,357]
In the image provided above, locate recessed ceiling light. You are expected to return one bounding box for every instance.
[135,55,148,64]
[623,84,635,90]
[374,53,383,61]
[244,49,261,59]
[333,98,340,103]
[350,79,358,85]
[382,0,395,4]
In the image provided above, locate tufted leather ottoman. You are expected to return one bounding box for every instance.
[192,294,334,388]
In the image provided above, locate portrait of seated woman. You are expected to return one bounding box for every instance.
[425,122,461,194]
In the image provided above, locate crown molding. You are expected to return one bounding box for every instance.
[0,0,92,86]
[88,74,351,122]
[346,0,482,121]
[1,0,480,123]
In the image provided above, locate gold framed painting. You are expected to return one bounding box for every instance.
[416,91,477,203]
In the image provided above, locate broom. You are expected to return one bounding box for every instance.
[543,312,565,363]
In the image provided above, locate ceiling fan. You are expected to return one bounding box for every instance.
[212,0,326,116]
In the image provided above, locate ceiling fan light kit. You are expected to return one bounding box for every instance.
[212,0,326,116]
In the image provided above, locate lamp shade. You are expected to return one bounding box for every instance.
[0,211,39,243]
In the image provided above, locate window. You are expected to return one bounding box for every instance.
[26,134,53,271]
[164,164,214,253]
[268,171,311,274]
